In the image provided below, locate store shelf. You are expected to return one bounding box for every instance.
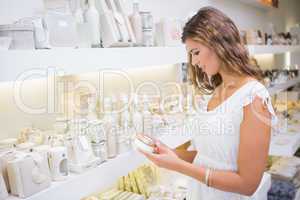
[269,133,300,156]
[268,77,300,96]
[5,132,188,200]
[269,113,300,157]
[1,45,300,82]
[236,0,274,10]
[0,46,187,82]
[248,45,300,55]
[7,151,147,200]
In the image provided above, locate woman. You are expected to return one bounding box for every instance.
[139,7,277,200]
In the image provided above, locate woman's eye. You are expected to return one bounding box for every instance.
[192,51,200,56]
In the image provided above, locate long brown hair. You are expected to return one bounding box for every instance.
[182,7,263,94]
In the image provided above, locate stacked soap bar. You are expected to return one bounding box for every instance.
[117,164,159,198]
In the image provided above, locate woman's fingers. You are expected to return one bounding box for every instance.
[138,148,159,161]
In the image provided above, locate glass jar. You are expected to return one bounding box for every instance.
[140,11,153,29]
[92,140,107,163]
[117,127,133,154]
[142,28,154,47]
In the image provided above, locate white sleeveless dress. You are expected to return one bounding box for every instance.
[186,80,277,200]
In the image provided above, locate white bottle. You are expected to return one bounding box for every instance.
[132,94,143,134]
[130,1,143,46]
[85,0,101,47]
[118,109,132,153]
[142,97,153,136]
[132,110,143,134]
[75,0,90,47]
[107,0,130,42]
[102,97,118,158]
[75,0,84,24]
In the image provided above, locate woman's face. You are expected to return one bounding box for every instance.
[185,38,221,77]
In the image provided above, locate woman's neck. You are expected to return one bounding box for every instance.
[219,70,248,89]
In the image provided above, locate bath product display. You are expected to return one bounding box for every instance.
[117,164,160,198]
[75,0,91,48]
[16,142,36,152]
[91,140,107,163]
[97,0,123,47]
[7,153,51,198]
[0,37,12,50]
[140,11,153,30]
[53,118,69,134]
[48,147,68,181]
[129,1,143,45]
[0,151,16,193]
[0,170,8,200]
[65,135,101,173]
[141,97,153,136]
[85,0,101,47]
[84,188,145,200]
[106,0,130,43]
[32,18,51,49]
[141,28,154,47]
[18,127,45,145]
[102,97,118,158]
[0,138,17,150]
[134,134,155,154]
[114,0,136,43]
[147,185,188,200]
[81,164,161,199]
[0,23,35,49]
[156,18,183,46]
[45,7,78,47]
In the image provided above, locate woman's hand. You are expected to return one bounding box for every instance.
[139,140,184,171]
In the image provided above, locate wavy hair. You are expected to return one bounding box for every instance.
[182,7,263,94]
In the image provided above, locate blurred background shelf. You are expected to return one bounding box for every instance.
[268,77,300,95]
[236,0,275,10]
[247,45,300,55]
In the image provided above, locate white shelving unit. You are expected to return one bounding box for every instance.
[7,151,147,200]
[269,113,300,157]
[1,45,300,82]
[0,46,187,82]
[270,133,300,157]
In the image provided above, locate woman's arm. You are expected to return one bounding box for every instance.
[142,96,271,196]
[177,97,271,195]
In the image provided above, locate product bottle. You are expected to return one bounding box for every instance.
[119,108,133,153]
[141,96,153,136]
[75,0,90,47]
[132,94,143,133]
[85,0,101,47]
[129,1,143,46]
[102,97,118,158]
[87,94,98,120]
[107,0,130,42]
